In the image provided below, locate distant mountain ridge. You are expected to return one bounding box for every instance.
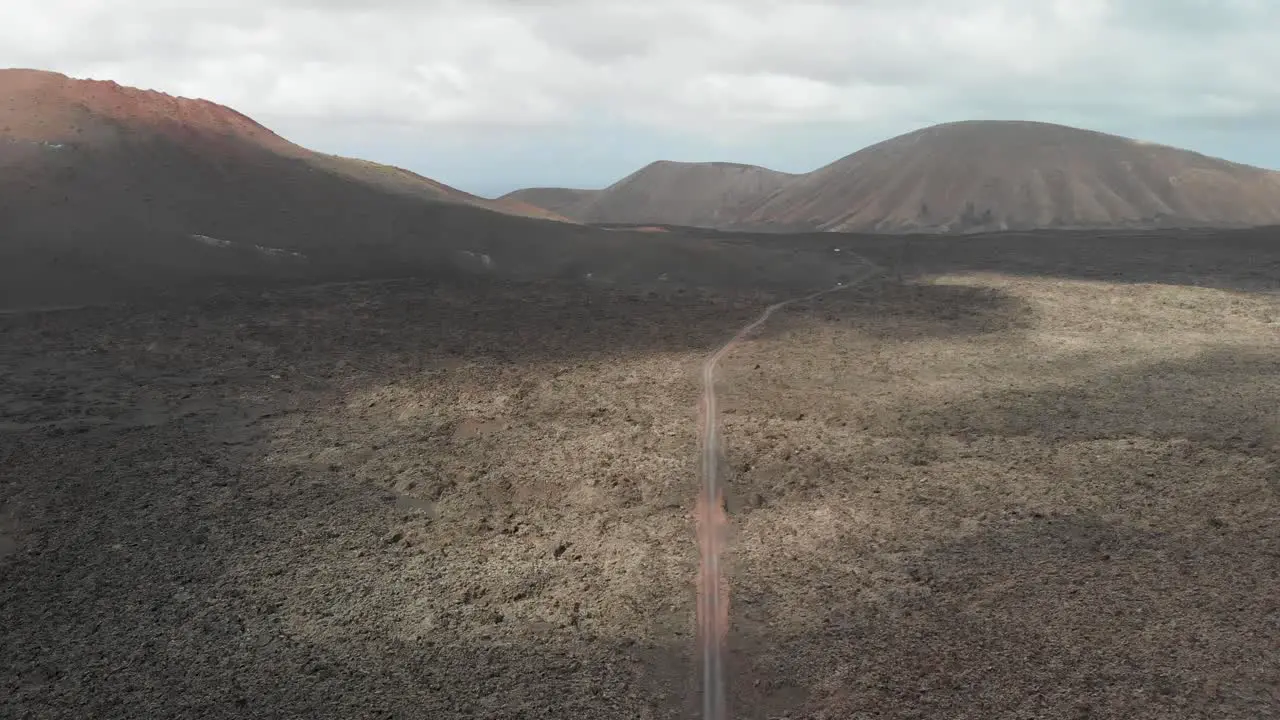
[505,160,796,229]
[504,120,1280,233]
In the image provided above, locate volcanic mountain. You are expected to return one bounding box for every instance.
[501,161,796,228]
[1,69,844,309]
[0,69,564,219]
[510,121,1280,233]
[0,69,588,308]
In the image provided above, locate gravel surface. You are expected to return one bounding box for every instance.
[2,233,1278,719]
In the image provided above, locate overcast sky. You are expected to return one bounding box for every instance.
[5,0,1279,196]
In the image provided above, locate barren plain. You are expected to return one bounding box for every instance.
[1,230,1278,719]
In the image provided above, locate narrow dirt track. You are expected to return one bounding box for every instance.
[696,259,880,720]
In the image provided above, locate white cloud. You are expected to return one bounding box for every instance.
[4,0,1279,133]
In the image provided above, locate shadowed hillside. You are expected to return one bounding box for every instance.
[0,69,565,219]
[0,70,847,310]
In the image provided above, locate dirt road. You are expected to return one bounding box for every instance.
[696,259,880,720]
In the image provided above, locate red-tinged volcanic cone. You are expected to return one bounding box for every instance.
[0,68,572,216]
[0,69,577,308]
[0,68,299,156]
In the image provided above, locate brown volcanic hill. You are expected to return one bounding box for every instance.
[0,69,590,307]
[744,120,1280,232]
[0,69,566,220]
[0,69,841,309]
[509,121,1280,233]
[498,187,601,218]
[510,161,796,227]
